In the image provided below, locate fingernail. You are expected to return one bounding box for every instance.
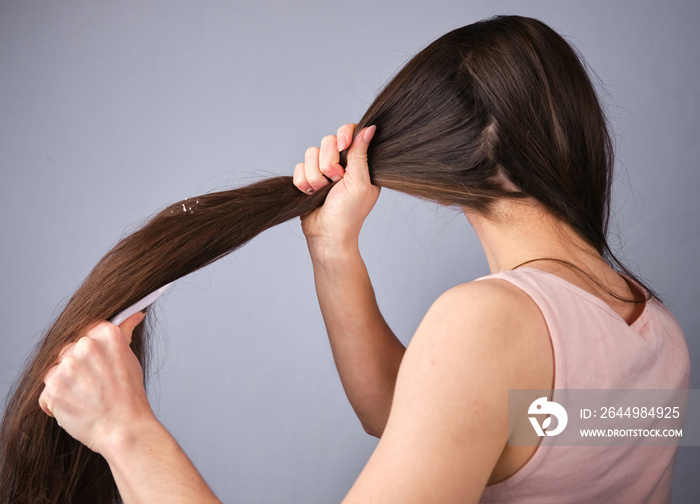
[331,175,342,182]
[337,134,347,152]
[364,125,377,142]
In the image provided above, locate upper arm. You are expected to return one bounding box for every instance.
[341,279,552,504]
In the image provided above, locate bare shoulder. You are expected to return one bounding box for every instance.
[427,278,546,336]
[433,277,542,323]
[410,277,553,390]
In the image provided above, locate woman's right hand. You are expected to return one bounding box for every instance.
[293,123,379,259]
[38,312,154,456]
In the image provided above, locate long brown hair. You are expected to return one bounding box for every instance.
[0,15,657,503]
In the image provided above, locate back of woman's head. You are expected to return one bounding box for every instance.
[355,15,614,258]
[1,15,652,503]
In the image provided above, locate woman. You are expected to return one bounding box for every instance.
[33,15,689,503]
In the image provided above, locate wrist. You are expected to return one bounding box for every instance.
[306,236,361,269]
[100,413,166,464]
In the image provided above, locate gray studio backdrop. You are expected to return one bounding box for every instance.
[1,1,698,502]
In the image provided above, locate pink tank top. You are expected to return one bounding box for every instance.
[472,267,690,504]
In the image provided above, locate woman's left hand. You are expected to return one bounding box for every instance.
[38,312,154,455]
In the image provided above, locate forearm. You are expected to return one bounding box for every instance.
[310,242,405,437]
[103,416,221,504]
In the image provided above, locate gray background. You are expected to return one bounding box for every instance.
[1,0,698,502]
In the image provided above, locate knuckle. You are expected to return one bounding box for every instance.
[57,341,75,360]
[104,328,123,346]
[321,135,336,145]
[320,163,338,176]
[307,174,327,187]
[85,320,111,338]
[43,365,58,385]
[75,336,95,354]
[60,356,77,374]
[348,150,368,162]
[38,393,51,414]
[292,168,302,184]
[305,146,319,158]
[89,321,118,342]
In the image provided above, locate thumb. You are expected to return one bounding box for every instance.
[345,125,377,182]
[118,311,146,345]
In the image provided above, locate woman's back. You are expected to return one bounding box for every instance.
[474,266,690,503]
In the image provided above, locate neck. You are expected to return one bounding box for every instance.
[462,197,603,275]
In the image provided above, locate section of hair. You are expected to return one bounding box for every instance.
[0,178,331,503]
